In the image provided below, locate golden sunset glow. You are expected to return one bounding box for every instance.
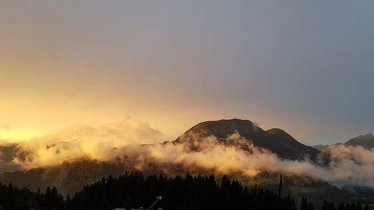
[0,129,39,142]
[1,2,374,209]
[1,1,374,145]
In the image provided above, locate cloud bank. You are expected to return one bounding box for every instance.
[1,120,374,188]
[1,118,163,169]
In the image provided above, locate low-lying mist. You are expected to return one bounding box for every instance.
[1,119,374,188]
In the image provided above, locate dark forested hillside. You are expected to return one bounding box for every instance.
[0,173,368,210]
[69,173,298,210]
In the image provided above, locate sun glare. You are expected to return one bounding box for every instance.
[0,129,41,142]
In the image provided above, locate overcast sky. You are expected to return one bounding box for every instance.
[1,0,373,144]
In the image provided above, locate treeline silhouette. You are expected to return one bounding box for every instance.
[0,173,369,210]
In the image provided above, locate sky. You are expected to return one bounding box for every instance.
[0,0,374,144]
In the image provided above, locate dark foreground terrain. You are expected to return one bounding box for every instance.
[0,173,369,210]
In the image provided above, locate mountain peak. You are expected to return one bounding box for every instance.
[177,119,262,139]
[345,133,374,148]
[266,128,290,137]
[174,119,319,160]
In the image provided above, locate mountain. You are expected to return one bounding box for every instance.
[1,119,373,204]
[174,119,320,161]
[344,133,374,149]
[312,133,374,151]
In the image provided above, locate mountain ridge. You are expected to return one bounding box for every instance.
[1,118,373,202]
[345,133,374,148]
[174,119,320,161]
[312,133,374,151]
